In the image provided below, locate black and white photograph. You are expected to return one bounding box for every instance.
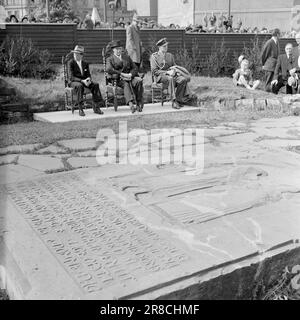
[0,0,300,305]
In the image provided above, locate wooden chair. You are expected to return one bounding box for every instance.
[102,47,124,112]
[151,74,171,106]
[62,52,91,113]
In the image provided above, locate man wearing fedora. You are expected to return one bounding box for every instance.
[106,40,144,113]
[150,38,198,109]
[68,45,105,116]
[126,14,142,69]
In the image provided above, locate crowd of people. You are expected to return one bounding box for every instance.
[4,12,297,37]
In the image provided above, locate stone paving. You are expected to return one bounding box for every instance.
[0,116,300,299]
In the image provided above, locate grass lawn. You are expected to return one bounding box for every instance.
[0,66,288,148]
[0,107,290,148]
[2,64,281,105]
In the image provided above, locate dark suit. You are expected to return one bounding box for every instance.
[68,59,104,107]
[261,38,280,92]
[272,53,300,94]
[106,53,143,105]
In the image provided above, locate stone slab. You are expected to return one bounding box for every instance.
[36,145,68,155]
[0,155,18,166]
[33,103,200,124]
[0,164,45,185]
[77,151,97,157]
[0,144,42,156]
[67,157,99,169]
[1,117,300,300]
[57,139,97,152]
[18,155,64,172]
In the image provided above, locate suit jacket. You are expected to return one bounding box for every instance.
[106,53,138,80]
[68,59,91,83]
[293,46,300,67]
[261,38,280,72]
[126,24,141,63]
[150,51,176,82]
[273,53,300,81]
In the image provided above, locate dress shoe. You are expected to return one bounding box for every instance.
[129,101,136,114]
[93,104,104,115]
[137,98,144,112]
[79,108,85,117]
[172,101,182,110]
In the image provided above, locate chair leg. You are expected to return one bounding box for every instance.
[161,89,164,107]
[105,88,109,109]
[152,89,154,105]
[113,84,118,112]
[70,90,75,114]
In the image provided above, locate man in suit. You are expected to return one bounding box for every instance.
[294,32,300,68]
[261,28,281,92]
[106,40,144,113]
[68,45,104,116]
[271,43,300,94]
[126,14,142,69]
[150,38,198,110]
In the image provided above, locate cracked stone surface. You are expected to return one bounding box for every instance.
[0,164,45,184]
[36,145,68,154]
[77,150,97,157]
[1,116,300,300]
[57,139,97,152]
[67,157,99,169]
[18,155,65,172]
[0,144,42,155]
[0,155,18,166]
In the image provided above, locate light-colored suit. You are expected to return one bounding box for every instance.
[126,23,141,64]
[150,51,196,105]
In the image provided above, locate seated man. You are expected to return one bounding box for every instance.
[271,43,300,95]
[106,40,144,113]
[68,45,104,116]
[150,38,197,109]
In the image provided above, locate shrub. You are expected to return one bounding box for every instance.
[0,36,54,79]
[202,39,236,77]
[174,39,202,75]
[240,36,267,80]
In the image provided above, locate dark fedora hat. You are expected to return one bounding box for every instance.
[110,40,123,49]
[156,38,168,47]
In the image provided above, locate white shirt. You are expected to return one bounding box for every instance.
[75,59,83,74]
[114,53,122,60]
[272,37,278,45]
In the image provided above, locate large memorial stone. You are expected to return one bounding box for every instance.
[3,173,189,297]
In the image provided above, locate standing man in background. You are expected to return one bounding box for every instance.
[294,33,300,68]
[126,14,142,69]
[261,28,281,92]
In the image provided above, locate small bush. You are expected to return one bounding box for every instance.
[202,40,236,77]
[0,36,55,79]
[174,39,202,75]
[240,36,266,80]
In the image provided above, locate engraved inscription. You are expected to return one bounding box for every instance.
[5,173,188,294]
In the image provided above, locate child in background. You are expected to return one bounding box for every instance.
[233,56,260,90]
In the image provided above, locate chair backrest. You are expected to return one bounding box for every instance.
[102,47,109,86]
[62,52,73,88]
